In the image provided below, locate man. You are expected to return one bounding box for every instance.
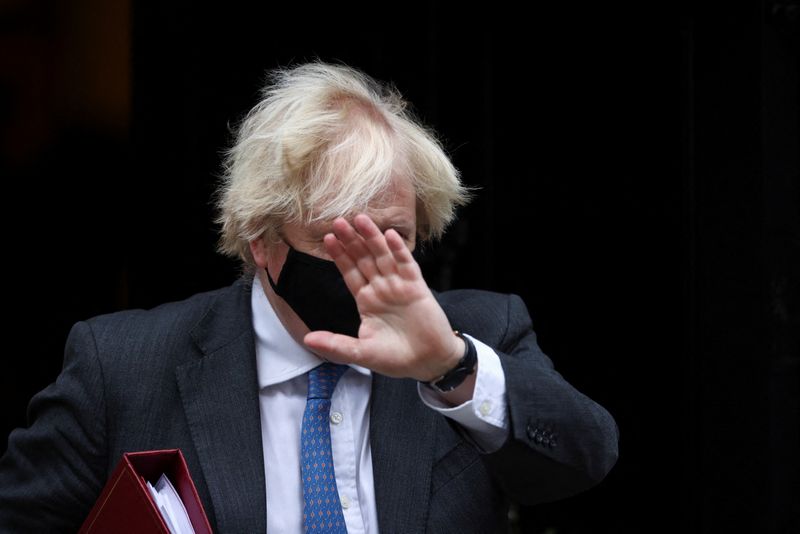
[0,62,618,532]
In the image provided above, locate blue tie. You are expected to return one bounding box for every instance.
[301,363,349,533]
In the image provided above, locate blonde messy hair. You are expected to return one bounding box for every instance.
[216,62,470,265]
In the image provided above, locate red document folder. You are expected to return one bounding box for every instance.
[79,449,213,534]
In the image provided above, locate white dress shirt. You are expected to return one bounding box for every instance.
[252,276,509,533]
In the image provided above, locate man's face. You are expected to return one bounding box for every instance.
[253,176,418,343]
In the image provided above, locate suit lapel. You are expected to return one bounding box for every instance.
[175,281,267,533]
[370,374,437,533]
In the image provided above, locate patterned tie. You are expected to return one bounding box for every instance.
[301,363,349,533]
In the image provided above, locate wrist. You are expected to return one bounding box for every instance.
[424,331,478,393]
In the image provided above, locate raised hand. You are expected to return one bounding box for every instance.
[303,214,465,383]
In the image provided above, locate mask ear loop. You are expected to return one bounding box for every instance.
[264,231,290,289]
[265,265,281,293]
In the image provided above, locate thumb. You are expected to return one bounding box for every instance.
[304,331,364,365]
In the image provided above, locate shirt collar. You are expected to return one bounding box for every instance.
[251,275,369,389]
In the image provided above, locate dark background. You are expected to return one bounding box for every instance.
[1,1,798,532]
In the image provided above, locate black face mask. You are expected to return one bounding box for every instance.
[266,246,361,337]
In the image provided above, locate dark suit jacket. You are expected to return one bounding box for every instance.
[0,279,618,533]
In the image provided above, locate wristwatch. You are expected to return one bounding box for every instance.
[425,331,478,393]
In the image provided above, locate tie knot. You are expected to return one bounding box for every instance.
[307,362,348,400]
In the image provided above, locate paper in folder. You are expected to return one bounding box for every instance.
[79,449,213,534]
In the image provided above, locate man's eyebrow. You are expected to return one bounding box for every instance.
[382,220,415,234]
[308,220,335,236]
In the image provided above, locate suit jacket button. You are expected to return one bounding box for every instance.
[526,424,537,442]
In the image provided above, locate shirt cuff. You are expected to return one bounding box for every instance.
[417,334,510,452]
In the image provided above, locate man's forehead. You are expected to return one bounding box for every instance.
[307,176,416,228]
[372,174,415,202]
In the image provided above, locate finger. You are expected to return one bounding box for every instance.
[304,331,366,366]
[332,217,380,280]
[352,214,397,276]
[386,228,421,280]
[323,233,367,294]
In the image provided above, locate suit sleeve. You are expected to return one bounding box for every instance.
[482,294,619,505]
[0,321,108,532]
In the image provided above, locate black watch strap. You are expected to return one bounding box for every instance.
[425,331,478,393]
